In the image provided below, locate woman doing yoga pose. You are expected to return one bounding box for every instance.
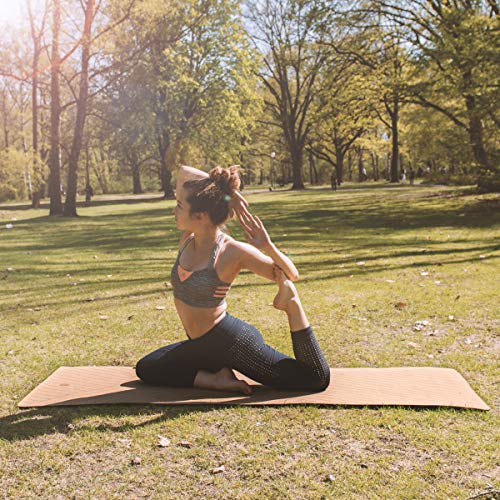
[135,165,330,395]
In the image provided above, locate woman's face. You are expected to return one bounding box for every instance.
[173,188,193,231]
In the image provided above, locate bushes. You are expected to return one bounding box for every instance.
[0,184,18,202]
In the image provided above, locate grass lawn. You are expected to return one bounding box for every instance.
[0,183,498,498]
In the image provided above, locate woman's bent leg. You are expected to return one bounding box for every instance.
[135,341,201,387]
[227,318,330,392]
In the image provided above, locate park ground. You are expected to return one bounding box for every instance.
[0,182,499,498]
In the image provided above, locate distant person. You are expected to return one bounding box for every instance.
[401,168,407,184]
[330,170,337,191]
[361,167,368,181]
[417,166,423,177]
[409,167,416,185]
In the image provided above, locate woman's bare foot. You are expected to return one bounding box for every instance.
[194,367,252,395]
[273,269,300,312]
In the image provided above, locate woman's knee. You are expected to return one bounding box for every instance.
[135,357,155,383]
[305,367,331,392]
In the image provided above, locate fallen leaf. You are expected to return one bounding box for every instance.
[408,342,419,348]
[455,295,460,301]
[326,474,336,482]
[99,315,109,320]
[356,261,366,266]
[434,280,441,285]
[394,302,407,310]
[131,457,141,465]
[211,465,225,474]
[155,306,166,310]
[85,298,95,302]
[127,315,135,320]
[448,315,455,321]
[479,255,486,259]
[157,435,170,447]
[420,271,429,276]
[164,282,172,288]
[67,423,75,430]
[179,441,192,448]
[107,274,113,278]
[413,320,430,331]
[464,338,472,345]
[385,279,395,283]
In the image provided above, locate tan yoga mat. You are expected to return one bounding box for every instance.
[18,366,489,410]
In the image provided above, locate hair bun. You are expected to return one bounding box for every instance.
[209,165,241,195]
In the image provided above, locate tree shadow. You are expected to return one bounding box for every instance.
[0,406,208,442]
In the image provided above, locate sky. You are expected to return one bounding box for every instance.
[0,0,40,28]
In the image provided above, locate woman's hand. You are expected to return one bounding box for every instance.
[237,211,273,251]
[228,191,250,220]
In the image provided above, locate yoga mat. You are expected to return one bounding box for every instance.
[18,366,489,410]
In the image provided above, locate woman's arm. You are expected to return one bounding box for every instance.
[237,211,299,282]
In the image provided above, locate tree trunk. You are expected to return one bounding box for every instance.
[464,95,497,190]
[158,132,174,198]
[347,150,353,181]
[63,0,94,216]
[30,30,41,209]
[131,159,143,194]
[1,90,9,148]
[372,152,379,181]
[357,147,364,182]
[390,97,399,183]
[290,144,304,190]
[49,0,63,216]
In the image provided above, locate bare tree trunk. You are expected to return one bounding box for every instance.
[63,0,95,216]
[464,94,496,189]
[290,143,304,189]
[1,90,9,148]
[28,0,43,209]
[130,153,143,194]
[390,96,399,183]
[49,0,63,215]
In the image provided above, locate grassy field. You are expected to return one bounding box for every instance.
[0,183,498,498]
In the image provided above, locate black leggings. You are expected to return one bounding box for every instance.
[135,313,330,391]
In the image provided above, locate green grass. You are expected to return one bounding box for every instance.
[0,183,499,498]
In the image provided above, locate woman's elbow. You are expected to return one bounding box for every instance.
[290,272,299,282]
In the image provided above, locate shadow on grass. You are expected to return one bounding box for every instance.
[0,194,167,211]
[0,402,477,442]
[0,406,207,441]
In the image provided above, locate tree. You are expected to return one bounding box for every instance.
[246,0,332,189]
[375,0,500,190]
[48,0,63,215]
[27,0,50,208]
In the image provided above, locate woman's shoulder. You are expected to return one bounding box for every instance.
[220,235,259,261]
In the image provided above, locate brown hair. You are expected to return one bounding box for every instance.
[183,165,242,226]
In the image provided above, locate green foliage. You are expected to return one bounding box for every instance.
[0,147,28,201]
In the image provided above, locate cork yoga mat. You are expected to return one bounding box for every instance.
[18,366,489,410]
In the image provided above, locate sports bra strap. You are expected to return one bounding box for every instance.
[178,234,194,258]
[208,233,225,267]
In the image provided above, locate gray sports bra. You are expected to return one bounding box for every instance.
[170,233,232,308]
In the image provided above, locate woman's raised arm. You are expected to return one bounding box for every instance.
[237,211,299,282]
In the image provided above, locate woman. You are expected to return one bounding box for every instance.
[135,165,330,395]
